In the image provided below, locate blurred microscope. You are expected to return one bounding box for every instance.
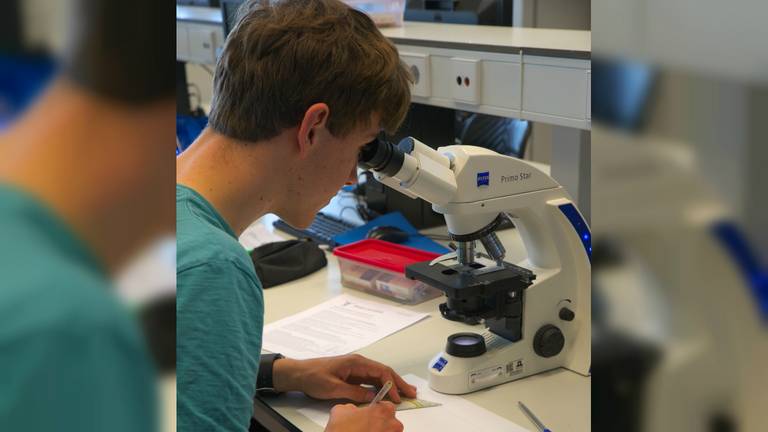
[591,58,768,432]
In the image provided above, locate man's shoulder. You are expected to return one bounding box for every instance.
[0,249,154,431]
[0,266,155,430]
[0,188,149,370]
[176,186,253,274]
[177,217,254,275]
[0,247,138,344]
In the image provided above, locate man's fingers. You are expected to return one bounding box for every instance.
[331,381,375,403]
[330,403,356,415]
[378,368,415,403]
[350,363,383,380]
[369,403,404,432]
[391,418,405,432]
[346,355,417,402]
[394,418,405,432]
[386,379,402,403]
[390,370,418,399]
[372,400,396,415]
[344,376,370,385]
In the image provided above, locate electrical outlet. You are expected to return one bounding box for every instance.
[451,57,481,104]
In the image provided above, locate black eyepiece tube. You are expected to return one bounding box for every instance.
[358,137,405,177]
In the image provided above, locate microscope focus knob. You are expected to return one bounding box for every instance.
[559,307,575,321]
[533,325,565,358]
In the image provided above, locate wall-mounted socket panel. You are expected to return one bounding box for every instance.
[400,52,431,97]
[450,57,481,104]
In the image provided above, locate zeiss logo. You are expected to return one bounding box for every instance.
[477,171,490,187]
[432,357,448,371]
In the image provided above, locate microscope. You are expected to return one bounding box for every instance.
[359,136,591,394]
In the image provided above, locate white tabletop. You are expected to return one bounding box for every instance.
[175,7,590,58]
[176,5,223,24]
[252,219,590,431]
[381,22,590,57]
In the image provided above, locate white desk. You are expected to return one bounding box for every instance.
[381,23,590,56]
[249,219,590,431]
[161,374,176,432]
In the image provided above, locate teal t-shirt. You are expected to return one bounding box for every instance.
[176,184,264,431]
[0,184,157,432]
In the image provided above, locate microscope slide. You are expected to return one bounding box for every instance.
[357,397,442,411]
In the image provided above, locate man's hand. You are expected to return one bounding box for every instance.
[325,402,403,432]
[273,354,417,403]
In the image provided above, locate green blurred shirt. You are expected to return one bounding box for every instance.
[176,184,264,432]
[0,184,157,432]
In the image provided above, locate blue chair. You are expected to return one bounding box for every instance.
[456,112,531,158]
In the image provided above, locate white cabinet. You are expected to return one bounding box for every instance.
[522,56,590,125]
[482,60,522,110]
[586,69,591,121]
[177,26,190,60]
[394,45,589,129]
[450,58,481,104]
[176,22,224,65]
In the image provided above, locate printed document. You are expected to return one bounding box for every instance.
[262,294,429,359]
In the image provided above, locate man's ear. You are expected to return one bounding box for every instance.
[296,103,330,158]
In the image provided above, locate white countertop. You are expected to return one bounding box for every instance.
[176,6,590,57]
[381,22,590,56]
[176,5,223,24]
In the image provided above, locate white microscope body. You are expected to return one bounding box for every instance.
[360,137,591,394]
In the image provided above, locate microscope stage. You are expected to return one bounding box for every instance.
[405,260,534,299]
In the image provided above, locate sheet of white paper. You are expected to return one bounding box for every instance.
[297,374,530,432]
[262,295,429,360]
[239,221,285,250]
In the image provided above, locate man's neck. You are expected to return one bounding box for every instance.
[176,128,284,237]
[0,80,170,274]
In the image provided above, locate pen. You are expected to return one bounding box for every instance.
[370,380,393,405]
[518,401,552,432]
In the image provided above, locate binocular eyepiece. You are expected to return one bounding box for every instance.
[358,136,405,177]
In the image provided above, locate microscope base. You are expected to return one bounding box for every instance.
[427,330,561,394]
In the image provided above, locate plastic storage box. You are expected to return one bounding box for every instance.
[344,0,406,27]
[333,239,443,304]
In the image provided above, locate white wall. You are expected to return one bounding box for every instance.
[515,0,591,30]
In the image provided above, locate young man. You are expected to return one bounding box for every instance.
[0,1,174,431]
[176,0,415,430]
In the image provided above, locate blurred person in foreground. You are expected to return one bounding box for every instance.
[0,1,174,431]
[176,0,414,431]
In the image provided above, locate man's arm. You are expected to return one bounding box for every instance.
[177,260,264,431]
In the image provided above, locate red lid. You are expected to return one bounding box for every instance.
[333,239,441,273]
